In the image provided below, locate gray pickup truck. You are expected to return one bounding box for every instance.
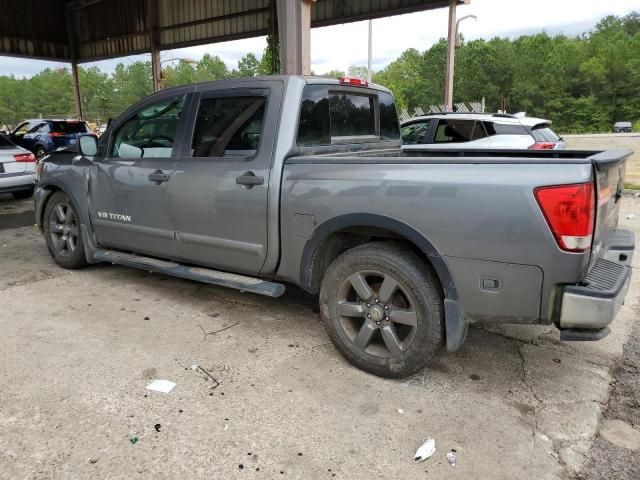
[34,75,635,378]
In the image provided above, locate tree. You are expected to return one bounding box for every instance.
[235,53,260,78]
[347,65,369,80]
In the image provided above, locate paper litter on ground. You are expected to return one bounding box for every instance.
[145,379,176,393]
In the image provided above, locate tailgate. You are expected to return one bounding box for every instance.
[590,149,633,268]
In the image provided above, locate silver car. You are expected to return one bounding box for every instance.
[0,134,37,199]
[401,112,565,151]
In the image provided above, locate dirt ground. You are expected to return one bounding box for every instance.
[563,134,640,186]
[0,191,639,480]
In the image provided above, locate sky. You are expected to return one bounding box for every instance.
[1,0,638,77]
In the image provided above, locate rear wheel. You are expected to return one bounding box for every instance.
[43,191,88,269]
[320,242,444,378]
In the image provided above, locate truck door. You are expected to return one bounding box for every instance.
[169,85,281,275]
[90,93,189,258]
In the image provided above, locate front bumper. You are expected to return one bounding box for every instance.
[558,229,634,330]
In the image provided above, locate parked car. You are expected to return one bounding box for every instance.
[34,76,633,378]
[0,133,37,199]
[401,112,565,151]
[10,119,96,160]
[613,121,633,133]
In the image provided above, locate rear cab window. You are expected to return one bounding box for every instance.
[297,84,400,146]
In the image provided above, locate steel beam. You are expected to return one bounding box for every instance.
[444,0,456,111]
[277,0,312,75]
[148,0,162,92]
[66,8,83,119]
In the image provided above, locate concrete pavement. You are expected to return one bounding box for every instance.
[0,194,638,479]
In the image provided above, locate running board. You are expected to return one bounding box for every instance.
[93,249,286,298]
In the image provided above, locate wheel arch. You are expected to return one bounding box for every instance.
[37,181,99,263]
[299,213,467,351]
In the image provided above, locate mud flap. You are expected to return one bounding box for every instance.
[444,298,468,352]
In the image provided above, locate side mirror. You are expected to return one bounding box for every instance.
[79,135,98,156]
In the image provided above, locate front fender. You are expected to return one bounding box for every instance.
[36,163,100,263]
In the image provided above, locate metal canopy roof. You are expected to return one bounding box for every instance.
[0,0,456,63]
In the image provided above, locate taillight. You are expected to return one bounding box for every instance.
[534,182,595,252]
[50,131,64,137]
[529,142,557,150]
[14,153,37,162]
[339,76,368,87]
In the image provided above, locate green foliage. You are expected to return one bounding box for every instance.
[374,12,640,133]
[1,12,638,133]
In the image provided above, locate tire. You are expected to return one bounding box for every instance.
[12,188,33,199]
[319,242,444,378]
[35,146,47,161]
[43,191,88,269]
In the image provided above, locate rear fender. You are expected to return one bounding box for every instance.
[301,214,467,351]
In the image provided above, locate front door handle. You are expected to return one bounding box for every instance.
[148,170,171,185]
[236,171,264,188]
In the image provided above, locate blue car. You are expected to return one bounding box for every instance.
[10,119,96,160]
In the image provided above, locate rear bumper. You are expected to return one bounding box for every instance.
[558,230,634,330]
[0,171,36,193]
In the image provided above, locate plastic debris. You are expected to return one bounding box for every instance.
[130,436,139,445]
[397,408,404,414]
[447,449,457,467]
[413,438,436,463]
[626,214,635,219]
[447,448,458,467]
[145,379,176,393]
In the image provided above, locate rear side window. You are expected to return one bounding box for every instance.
[484,122,528,136]
[51,121,89,134]
[191,96,266,158]
[531,124,560,142]
[433,119,476,143]
[297,85,399,146]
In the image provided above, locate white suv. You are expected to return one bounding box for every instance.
[401,113,565,151]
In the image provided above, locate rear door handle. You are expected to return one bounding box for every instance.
[148,170,171,184]
[236,171,264,188]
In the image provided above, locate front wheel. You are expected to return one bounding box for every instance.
[320,242,444,378]
[43,191,88,269]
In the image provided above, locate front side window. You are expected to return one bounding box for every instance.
[190,96,266,158]
[401,121,430,144]
[14,123,29,136]
[111,95,185,158]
